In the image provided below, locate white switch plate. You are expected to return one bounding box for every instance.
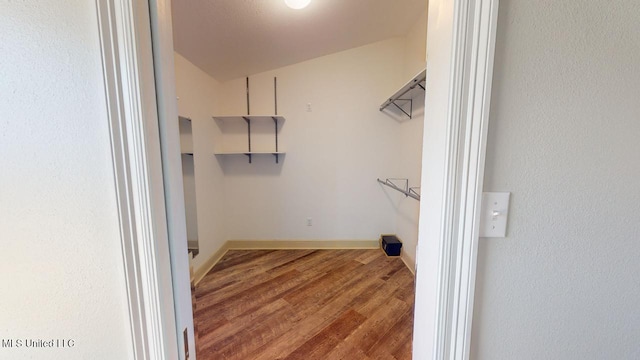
[479,192,510,237]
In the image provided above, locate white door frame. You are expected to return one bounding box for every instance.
[147,0,197,358]
[97,0,499,358]
[413,0,499,359]
[96,0,181,359]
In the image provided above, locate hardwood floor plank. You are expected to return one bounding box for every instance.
[350,297,412,355]
[248,277,389,360]
[209,249,277,273]
[264,249,323,274]
[282,259,364,306]
[282,309,367,359]
[366,306,414,358]
[392,337,414,360]
[196,251,323,313]
[355,248,384,264]
[248,256,408,359]
[198,269,304,318]
[197,298,291,353]
[292,249,360,275]
[197,250,309,291]
[370,350,401,360]
[194,249,415,360]
[206,300,300,359]
[355,276,406,318]
[324,340,373,360]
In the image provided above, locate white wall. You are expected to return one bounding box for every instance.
[472,1,640,359]
[404,10,428,80]
[174,15,427,272]
[395,10,428,270]
[0,2,133,359]
[216,38,408,242]
[174,53,227,272]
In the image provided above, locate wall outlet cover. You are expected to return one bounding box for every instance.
[479,192,510,237]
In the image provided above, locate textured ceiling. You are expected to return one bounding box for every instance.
[171,0,426,81]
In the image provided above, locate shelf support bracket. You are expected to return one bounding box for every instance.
[243,116,252,163]
[272,116,279,164]
[377,178,421,201]
[379,69,426,119]
[391,99,413,119]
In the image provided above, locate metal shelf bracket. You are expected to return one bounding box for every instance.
[272,115,279,164]
[379,69,426,119]
[390,98,413,119]
[243,116,252,163]
[377,178,421,201]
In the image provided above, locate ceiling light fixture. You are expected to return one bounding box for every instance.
[285,0,311,10]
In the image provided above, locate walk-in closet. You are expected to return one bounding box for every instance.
[171,1,428,358]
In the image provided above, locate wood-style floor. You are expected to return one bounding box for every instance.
[194,249,415,360]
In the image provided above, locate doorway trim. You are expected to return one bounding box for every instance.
[99,0,500,358]
[412,0,499,359]
[96,0,180,359]
[147,0,198,357]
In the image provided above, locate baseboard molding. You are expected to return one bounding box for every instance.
[400,252,416,275]
[192,239,410,285]
[192,242,230,285]
[379,245,416,275]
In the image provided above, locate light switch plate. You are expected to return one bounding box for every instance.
[479,192,510,237]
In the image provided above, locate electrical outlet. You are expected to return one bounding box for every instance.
[306,103,312,112]
[306,217,312,226]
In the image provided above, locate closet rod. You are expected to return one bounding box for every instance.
[377,178,420,201]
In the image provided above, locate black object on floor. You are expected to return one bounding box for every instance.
[381,235,402,256]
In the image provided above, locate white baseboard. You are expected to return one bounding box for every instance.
[400,252,416,275]
[192,242,230,285]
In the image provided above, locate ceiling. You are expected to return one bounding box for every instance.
[171,0,426,81]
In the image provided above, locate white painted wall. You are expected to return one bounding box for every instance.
[216,38,408,242]
[174,16,427,273]
[395,11,428,270]
[171,12,427,358]
[404,10,429,80]
[174,53,227,271]
[0,2,133,359]
[472,1,640,359]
